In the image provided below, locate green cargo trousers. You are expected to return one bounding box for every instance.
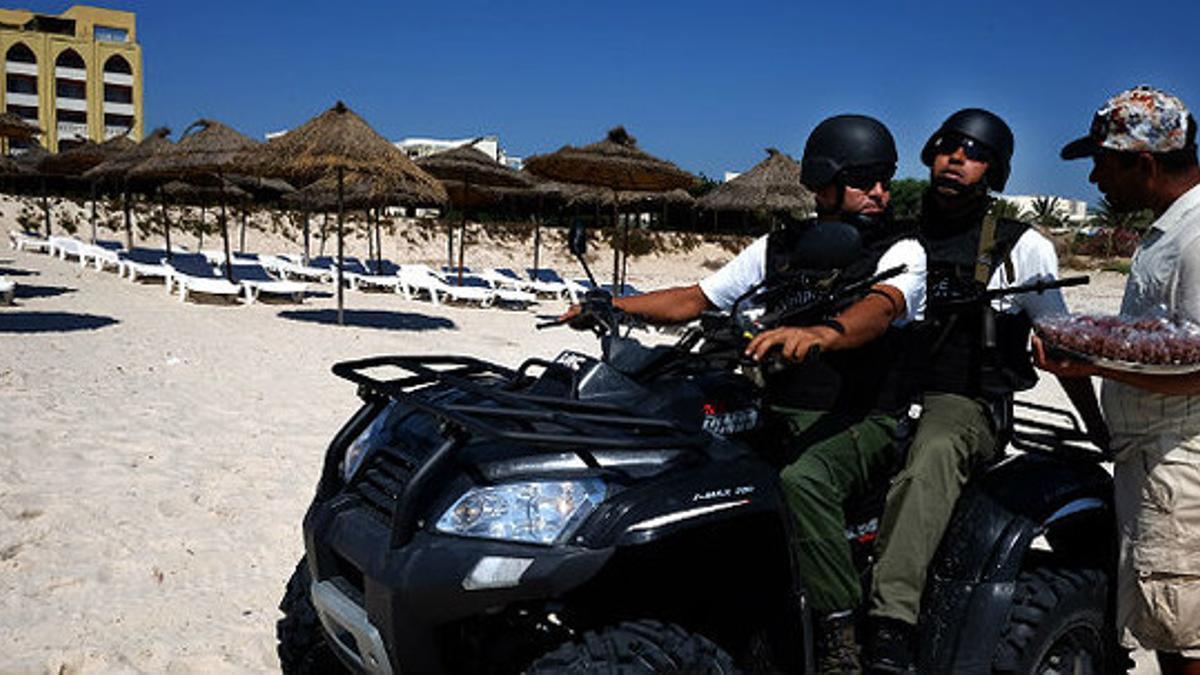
[776,407,900,616]
[868,392,1000,626]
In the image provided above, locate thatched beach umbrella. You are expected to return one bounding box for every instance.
[0,111,40,156]
[130,120,259,279]
[84,128,174,250]
[697,148,813,230]
[38,135,136,242]
[525,126,698,290]
[417,143,537,281]
[236,101,446,324]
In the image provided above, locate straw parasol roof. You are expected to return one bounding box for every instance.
[226,173,295,202]
[0,112,41,140]
[37,135,136,177]
[130,119,258,183]
[416,144,534,190]
[83,127,174,186]
[697,148,813,214]
[280,171,402,211]
[534,179,694,209]
[524,126,699,192]
[162,178,248,202]
[237,101,446,204]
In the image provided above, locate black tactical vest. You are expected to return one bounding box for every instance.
[919,216,1039,399]
[762,220,918,417]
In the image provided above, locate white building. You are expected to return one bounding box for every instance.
[394,135,523,170]
[998,194,1089,225]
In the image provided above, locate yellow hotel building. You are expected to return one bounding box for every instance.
[0,4,141,152]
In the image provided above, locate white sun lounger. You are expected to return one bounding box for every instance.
[527,268,587,303]
[8,230,51,253]
[118,248,172,282]
[230,263,308,303]
[0,276,13,305]
[80,240,124,271]
[459,274,536,307]
[339,257,403,292]
[48,236,87,264]
[165,254,242,303]
[269,255,334,283]
[480,268,534,292]
[397,266,494,306]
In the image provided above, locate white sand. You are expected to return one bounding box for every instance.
[0,199,1148,673]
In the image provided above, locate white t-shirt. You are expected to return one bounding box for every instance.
[698,234,927,324]
[986,227,1067,319]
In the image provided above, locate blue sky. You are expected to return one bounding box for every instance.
[22,0,1200,204]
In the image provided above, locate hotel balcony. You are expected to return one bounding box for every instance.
[54,65,86,81]
[5,92,39,108]
[104,124,131,140]
[102,101,134,116]
[55,96,87,112]
[102,71,133,86]
[5,61,37,76]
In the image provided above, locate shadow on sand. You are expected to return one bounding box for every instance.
[0,266,38,277]
[0,311,118,333]
[15,284,76,300]
[277,309,456,332]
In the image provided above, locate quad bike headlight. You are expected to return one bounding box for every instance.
[435,479,607,545]
[342,402,396,481]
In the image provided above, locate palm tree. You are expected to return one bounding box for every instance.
[989,198,1024,220]
[1028,196,1064,230]
[1089,198,1154,232]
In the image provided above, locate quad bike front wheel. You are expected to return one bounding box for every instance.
[526,619,736,673]
[277,557,349,675]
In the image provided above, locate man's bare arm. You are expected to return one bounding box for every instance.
[745,283,906,361]
[559,284,715,326]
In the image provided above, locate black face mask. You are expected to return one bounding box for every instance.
[922,184,990,237]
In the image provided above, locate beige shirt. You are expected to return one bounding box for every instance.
[1102,182,1200,460]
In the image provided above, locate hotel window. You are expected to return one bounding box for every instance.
[94,25,127,43]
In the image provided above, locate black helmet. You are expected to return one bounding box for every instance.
[801,115,898,190]
[920,108,1014,191]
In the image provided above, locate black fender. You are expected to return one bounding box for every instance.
[919,452,1113,673]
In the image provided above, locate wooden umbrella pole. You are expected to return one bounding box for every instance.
[375,208,383,269]
[219,180,233,282]
[365,209,374,265]
[159,187,172,260]
[123,187,132,249]
[622,210,633,294]
[239,197,247,253]
[319,212,328,256]
[302,208,310,264]
[610,195,619,290]
[336,166,345,326]
[41,179,50,237]
[457,172,469,285]
[89,181,97,244]
[532,212,541,279]
[199,204,206,249]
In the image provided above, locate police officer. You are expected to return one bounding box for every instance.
[563,115,927,673]
[864,109,1107,672]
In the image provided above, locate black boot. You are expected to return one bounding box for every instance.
[815,610,861,674]
[865,617,916,674]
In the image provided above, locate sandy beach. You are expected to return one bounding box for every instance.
[0,206,1137,672]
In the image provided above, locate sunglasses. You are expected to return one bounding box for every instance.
[839,167,894,192]
[931,134,992,162]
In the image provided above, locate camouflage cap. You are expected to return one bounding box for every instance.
[1061,85,1195,160]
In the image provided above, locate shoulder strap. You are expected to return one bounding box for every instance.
[974,214,997,284]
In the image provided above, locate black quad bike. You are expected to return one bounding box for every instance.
[279,222,1119,673]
